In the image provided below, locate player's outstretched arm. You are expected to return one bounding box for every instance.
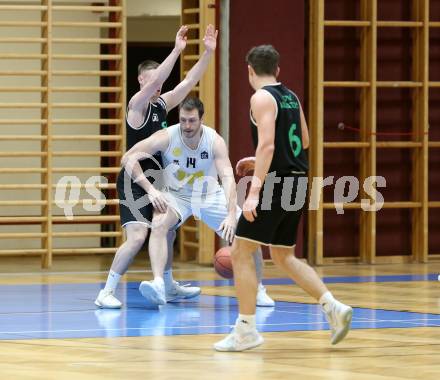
[161,24,218,112]
[129,25,188,111]
[121,130,170,213]
[242,91,276,222]
[213,135,237,243]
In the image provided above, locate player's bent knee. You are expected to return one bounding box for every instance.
[125,225,148,249]
[151,213,176,235]
[151,220,170,236]
[270,248,292,266]
[128,233,147,250]
[150,223,169,235]
[231,239,258,262]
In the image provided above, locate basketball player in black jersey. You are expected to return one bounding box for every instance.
[95,25,218,309]
[215,45,352,351]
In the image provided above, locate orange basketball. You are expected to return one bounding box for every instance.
[214,246,233,279]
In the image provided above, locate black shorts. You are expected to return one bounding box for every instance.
[235,173,307,248]
[117,169,153,227]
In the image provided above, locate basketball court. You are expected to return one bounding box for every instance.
[0,258,438,379]
[0,0,439,379]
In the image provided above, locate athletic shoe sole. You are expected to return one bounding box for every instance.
[214,335,264,352]
[256,300,275,307]
[331,307,353,345]
[139,282,166,306]
[166,288,202,302]
[94,299,121,309]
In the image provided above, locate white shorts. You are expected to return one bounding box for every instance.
[164,189,241,236]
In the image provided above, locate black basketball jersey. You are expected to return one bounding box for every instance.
[126,96,168,173]
[250,84,308,175]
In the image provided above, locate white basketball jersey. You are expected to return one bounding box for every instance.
[162,124,221,196]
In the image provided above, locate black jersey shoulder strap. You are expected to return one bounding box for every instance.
[126,102,151,130]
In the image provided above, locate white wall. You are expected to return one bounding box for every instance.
[127,16,180,42]
[127,0,180,17]
[0,7,102,250]
[0,0,182,251]
[127,0,180,42]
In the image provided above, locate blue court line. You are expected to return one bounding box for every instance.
[0,279,439,340]
[0,273,437,290]
[124,273,440,288]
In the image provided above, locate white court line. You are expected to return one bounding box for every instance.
[0,309,102,317]
[2,308,433,320]
[351,318,440,323]
[276,308,440,323]
[0,325,232,335]
[2,318,440,336]
[275,308,324,317]
[0,321,327,335]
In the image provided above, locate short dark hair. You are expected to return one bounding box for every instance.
[137,60,159,75]
[245,45,280,76]
[179,97,205,119]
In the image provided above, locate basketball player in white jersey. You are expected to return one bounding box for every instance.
[95,25,217,309]
[122,97,274,307]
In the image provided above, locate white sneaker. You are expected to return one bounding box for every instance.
[323,300,353,345]
[139,280,166,306]
[256,284,275,307]
[214,321,264,352]
[165,281,201,302]
[94,289,122,309]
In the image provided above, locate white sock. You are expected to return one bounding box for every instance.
[319,291,335,312]
[103,270,121,292]
[163,270,174,287]
[237,314,256,328]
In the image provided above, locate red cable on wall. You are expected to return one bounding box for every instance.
[337,122,429,136]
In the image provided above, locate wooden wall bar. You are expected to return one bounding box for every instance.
[0,1,126,267]
[308,0,437,264]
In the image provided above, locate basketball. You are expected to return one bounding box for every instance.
[214,246,233,279]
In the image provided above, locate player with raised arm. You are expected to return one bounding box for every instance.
[95,25,218,309]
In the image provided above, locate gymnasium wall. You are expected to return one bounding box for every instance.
[228,0,306,256]
[429,1,440,255]
[228,0,305,161]
[0,1,179,254]
[126,0,181,18]
[321,0,440,258]
[228,0,439,259]
[127,16,179,43]
[0,7,102,251]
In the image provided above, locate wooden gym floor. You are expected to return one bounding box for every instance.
[0,256,439,380]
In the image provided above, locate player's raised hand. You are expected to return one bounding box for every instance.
[203,24,218,53]
[235,156,256,176]
[242,193,259,222]
[175,25,188,52]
